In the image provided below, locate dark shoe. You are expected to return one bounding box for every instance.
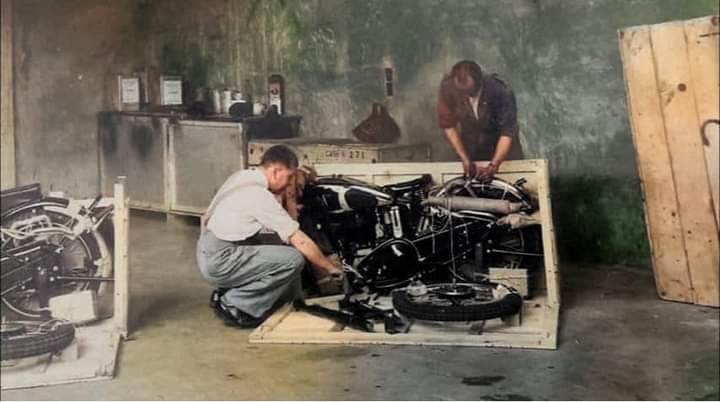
[213,299,264,329]
[209,288,228,309]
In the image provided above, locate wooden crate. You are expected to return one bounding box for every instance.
[247,138,432,166]
[619,15,719,307]
[250,160,560,349]
[1,178,130,389]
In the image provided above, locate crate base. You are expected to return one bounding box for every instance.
[249,295,558,349]
[0,320,122,390]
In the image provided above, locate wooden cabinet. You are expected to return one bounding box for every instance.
[168,121,247,215]
[98,113,431,217]
[98,112,169,211]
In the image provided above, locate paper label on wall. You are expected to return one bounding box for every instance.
[120,78,140,104]
[162,79,183,105]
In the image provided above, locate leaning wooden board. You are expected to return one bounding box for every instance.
[619,15,719,307]
[250,160,560,349]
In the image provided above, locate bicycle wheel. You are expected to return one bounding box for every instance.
[1,198,113,320]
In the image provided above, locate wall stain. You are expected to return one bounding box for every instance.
[462,376,505,386]
[481,394,533,401]
[130,124,154,159]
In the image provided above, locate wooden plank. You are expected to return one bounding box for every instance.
[650,21,720,307]
[535,160,560,306]
[684,16,720,228]
[113,177,130,336]
[250,297,556,350]
[247,138,432,165]
[1,0,15,189]
[619,26,694,303]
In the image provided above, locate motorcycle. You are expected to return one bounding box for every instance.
[299,173,544,323]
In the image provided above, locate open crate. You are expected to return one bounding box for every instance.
[250,160,560,349]
[1,179,129,389]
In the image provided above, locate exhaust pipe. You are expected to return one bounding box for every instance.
[423,196,525,215]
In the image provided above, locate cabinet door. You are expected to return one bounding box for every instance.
[168,121,247,214]
[98,112,167,211]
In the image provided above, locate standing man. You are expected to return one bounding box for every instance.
[197,145,343,328]
[437,60,523,179]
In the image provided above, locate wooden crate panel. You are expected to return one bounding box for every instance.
[620,16,720,307]
[1,0,16,189]
[247,138,431,165]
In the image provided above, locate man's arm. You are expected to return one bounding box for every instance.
[445,128,475,177]
[477,134,513,179]
[289,230,342,277]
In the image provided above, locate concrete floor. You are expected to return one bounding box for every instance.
[2,211,719,400]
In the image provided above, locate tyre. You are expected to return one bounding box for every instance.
[392,282,522,321]
[0,320,76,361]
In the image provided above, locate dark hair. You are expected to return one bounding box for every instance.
[260,145,299,169]
[451,60,483,93]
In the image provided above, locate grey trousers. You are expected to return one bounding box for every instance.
[196,230,305,318]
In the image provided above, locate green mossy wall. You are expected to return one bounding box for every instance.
[127,0,716,266]
[14,0,719,265]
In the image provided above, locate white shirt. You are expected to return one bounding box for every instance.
[206,168,299,243]
[469,95,480,119]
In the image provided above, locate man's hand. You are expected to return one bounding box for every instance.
[462,159,477,179]
[322,254,345,278]
[477,161,498,182]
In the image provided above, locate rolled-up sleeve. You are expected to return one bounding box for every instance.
[255,190,300,243]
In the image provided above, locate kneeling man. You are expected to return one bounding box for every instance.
[197,145,343,328]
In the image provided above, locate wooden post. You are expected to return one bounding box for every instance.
[1,0,16,189]
[113,176,130,337]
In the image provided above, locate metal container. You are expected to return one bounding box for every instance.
[211,90,222,115]
[221,89,233,115]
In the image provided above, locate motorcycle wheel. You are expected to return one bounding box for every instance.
[392,282,523,321]
[0,319,76,361]
[1,198,113,320]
